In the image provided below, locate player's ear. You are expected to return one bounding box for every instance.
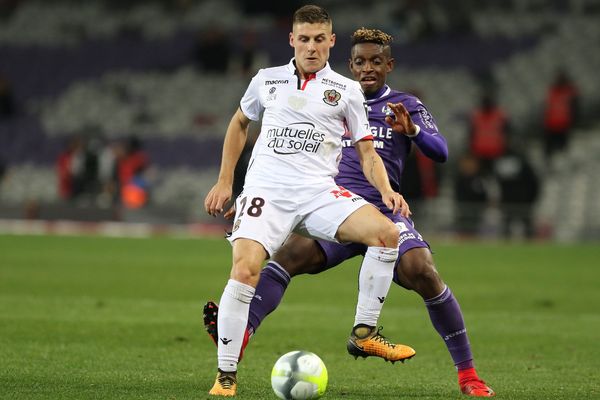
[289,32,294,48]
[348,58,353,72]
[330,33,336,48]
[387,57,395,73]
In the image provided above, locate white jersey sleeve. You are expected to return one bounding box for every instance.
[345,82,371,144]
[240,70,264,121]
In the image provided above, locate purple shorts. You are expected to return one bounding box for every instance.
[315,215,430,284]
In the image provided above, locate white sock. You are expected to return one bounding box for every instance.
[354,246,398,327]
[217,279,255,372]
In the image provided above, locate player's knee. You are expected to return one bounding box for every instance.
[272,238,325,277]
[400,256,443,296]
[231,261,261,286]
[379,221,400,248]
[406,258,433,282]
[414,262,441,287]
[272,249,305,277]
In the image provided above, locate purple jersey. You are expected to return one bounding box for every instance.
[335,85,448,220]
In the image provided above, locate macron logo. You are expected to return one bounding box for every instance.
[377,296,386,304]
[265,79,289,85]
[220,338,233,345]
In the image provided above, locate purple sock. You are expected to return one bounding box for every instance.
[247,262,291,334]
[424,286,474,370]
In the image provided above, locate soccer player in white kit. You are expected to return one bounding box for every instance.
[204,5,410,396]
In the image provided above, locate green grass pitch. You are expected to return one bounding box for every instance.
[1,234,599,399]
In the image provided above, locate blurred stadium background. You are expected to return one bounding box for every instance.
[1,0,600,242]
[2,3,600,399]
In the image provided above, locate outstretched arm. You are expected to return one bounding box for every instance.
[385,102,448,163]
[354,139,411,217]
[204,108,251,216]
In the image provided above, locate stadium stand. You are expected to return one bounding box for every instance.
[536,124,600,241]
[0,0,599,240]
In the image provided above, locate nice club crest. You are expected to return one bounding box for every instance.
[323,89,341,106]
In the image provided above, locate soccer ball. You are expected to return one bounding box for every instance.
[271,350,328,400]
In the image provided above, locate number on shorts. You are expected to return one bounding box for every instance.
[247,197,265,217]
[238,196,265,218]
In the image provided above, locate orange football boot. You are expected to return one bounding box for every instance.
[347,325,416,363]
[209,369,237,397]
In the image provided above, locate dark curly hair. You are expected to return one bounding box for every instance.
[351,27,393,46]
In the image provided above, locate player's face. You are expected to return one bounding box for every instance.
[349,43,394,95]
[290,22,335,78]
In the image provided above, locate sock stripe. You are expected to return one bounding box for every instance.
[365,246,398,263]
[265,262,291,284]
[224,279,255,304]
[424,285,449,305]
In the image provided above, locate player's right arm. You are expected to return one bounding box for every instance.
[206,68,264,217]
[204,108,251,216]
[386,101,448,163]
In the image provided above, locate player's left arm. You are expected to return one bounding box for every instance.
[385,102,448,163]
[355,139,410,217]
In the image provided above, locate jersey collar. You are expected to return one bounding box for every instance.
[287,58,331,79]
[365,84,391,102]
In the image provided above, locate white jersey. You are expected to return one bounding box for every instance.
[240,59,371,190]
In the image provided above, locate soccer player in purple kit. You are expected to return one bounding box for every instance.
[205,28,495,397]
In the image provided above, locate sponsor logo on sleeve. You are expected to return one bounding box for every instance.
[417,105,436,130]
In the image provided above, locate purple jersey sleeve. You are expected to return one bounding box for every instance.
[335,88,448,218]
[404,97,448,162]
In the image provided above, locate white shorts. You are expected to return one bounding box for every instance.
[228,184,372,257]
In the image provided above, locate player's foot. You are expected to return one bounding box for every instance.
[209,369,237,397]
[459,368,495,397]
[203,301,251,361]
[346,324,416,363]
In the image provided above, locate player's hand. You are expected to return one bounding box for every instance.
[204,181,232,217]
[382,190,411,217]
[223,204,236,220]
[385,102,418,136]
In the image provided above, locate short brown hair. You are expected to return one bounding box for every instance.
[293,5,332,25]
[351,27,393,46]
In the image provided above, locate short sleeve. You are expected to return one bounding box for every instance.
[240,71,264,121]
[345,83,372,143]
